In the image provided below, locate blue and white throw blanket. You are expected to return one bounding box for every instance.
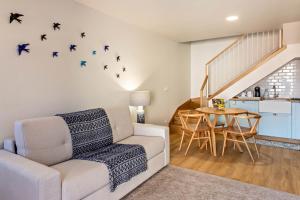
[57,108,147,192]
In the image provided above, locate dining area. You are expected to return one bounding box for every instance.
[177,106,261,163]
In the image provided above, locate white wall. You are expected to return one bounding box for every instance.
[190,37,237,98]
[283,21,300,45]
[0,0,190,146]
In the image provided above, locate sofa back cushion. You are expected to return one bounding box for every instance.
[106,107,134,143]
[14,116,72,166]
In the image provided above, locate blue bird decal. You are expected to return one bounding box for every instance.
[116,56,121,62]
[80,61,87,67]
[69,44,77,52]
[17,43,30,55]
[104,65,108,70]
[92,50,97,55]
[104,45,109,52]
[116,73,120,78]
[122,67,126,72]
[52,52,59,58]
[81,32,86,38]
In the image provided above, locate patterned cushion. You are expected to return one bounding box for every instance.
[57,108,112,157]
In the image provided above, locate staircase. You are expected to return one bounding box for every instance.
[170,29,288,131]
[169,99,201,133]
[204,29,284,101]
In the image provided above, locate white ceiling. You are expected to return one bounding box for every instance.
[76,0,300,42]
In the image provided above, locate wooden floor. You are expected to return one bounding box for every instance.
[170,130,300,196]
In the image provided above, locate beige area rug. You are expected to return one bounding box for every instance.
[123,166,300,200]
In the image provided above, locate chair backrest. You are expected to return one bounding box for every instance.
[234,112,261,134]
[178,110,205,132]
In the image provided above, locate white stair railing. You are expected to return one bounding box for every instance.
[206,29,282,97]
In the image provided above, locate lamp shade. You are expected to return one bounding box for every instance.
[130,91,151,106]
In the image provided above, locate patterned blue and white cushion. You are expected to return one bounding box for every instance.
[57,108,112,156]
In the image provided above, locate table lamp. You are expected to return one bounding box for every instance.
[130,90,151,123]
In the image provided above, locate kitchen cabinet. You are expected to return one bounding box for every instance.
[228,100,259,127]
[258,112,291,138]
[258,100,292,138]
[292,102,300,139]
[229,100,259,112]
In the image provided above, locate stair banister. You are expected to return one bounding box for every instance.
[202,29,284,101]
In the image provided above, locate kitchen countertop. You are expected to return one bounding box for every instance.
[230,97,300,102]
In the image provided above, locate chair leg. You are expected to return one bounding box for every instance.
[197,132,201,148]
[205,131,209,150]
[241,136,255,163]
[178,131,185,151]
[253,136,260,158]
[208,131,213,155]
[222,132,228,156]
[185,132,196,156]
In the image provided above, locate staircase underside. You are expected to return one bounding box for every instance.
[215,44,300,99]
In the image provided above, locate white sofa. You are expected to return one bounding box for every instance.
[0,107,170,200]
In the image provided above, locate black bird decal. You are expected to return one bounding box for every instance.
[116,74,120,78]
[116,56,121,62]
[10,13,24,24]
[41,34,47,41]
[52,52,59,58]
[53,23,61,31]
[17,43,30,55]
[104,45,109,52]
[69,44,77,52]
[81,32,86,38]
[104,65,108,70]
[122,67,126,72]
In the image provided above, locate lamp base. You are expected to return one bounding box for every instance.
[137,110,145,124]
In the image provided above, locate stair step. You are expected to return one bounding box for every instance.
[170,124,182,133]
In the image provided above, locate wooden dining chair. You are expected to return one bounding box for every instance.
[222,112,261,163]
[178,110,212,156]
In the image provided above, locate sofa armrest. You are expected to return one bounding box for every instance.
[133,123,170,165]
[0,150,61,200]
[4,137,16,154]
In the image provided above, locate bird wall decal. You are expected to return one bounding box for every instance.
[10,13,24,24]
[104,45,110,52]
[81,32,86,38]
[122,67,126,72]
[53,23,61,31]
[52,52,59,58]
[17,43,30,55]
[116,56,121,62]
[116,73,120,78]
[92,50,97,55]
[80,61,87,67]
[41,34,47,41]
[69,44,77,52]
[104,65,108,70]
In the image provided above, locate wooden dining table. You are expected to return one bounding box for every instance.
[196,107,248,156]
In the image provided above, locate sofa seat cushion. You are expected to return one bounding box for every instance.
[51,159,109,200]
[118,136,165,160]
